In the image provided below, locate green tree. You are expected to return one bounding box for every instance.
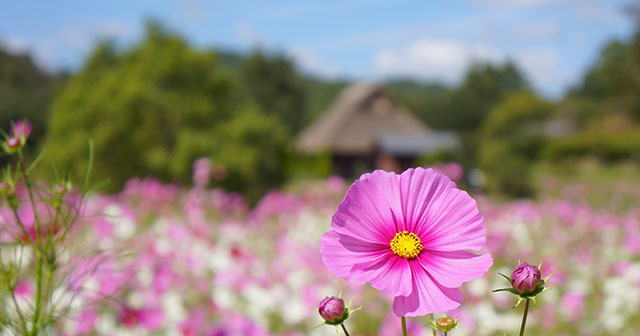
[44,22,288,198]
[449,61,529,131]
[572,18,640,124]
[239,50,308,133]
[0,47,54,152]
[478,91,553,197]
[386,79,455,129]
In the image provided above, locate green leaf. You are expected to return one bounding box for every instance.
[498,272,511,282]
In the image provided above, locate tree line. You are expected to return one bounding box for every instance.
[1,20,639,199]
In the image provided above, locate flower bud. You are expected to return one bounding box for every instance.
[55,183,68,194]
[6,137,20,149]
[511,262,542,295]
[0,181,10,193]
[318,296,347,325]
[433,316,458,332]
[11,120,32,143]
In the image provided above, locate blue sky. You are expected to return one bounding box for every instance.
[0,0,634,97]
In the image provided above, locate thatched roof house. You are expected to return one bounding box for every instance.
[296,82,458,177]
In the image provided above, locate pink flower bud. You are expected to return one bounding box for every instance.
[6,137,20,149]
[55,184,68,194]
[436,316,457,330]
[11,120,32,140]
[318,297,347,324]
[511,262,542,295]
[0,181,10,192]
[192,158,211,187]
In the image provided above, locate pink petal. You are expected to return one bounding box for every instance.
[419,250,493,287]
[397,168,455,234]
[332,170,403,242]
[419,188,486,251]
[320,230,389,282]
[392,261,463,317]
[351,254,413,297]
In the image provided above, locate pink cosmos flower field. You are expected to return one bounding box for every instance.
[5,167,640,335]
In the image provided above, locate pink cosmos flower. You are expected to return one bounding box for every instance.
[7,119,32,148]
[320,168,492,317]
[11,119,32,139]
[193,157,212,187]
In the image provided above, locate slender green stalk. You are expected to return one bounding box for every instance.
[401,316,408,336]
[519,298,530,336]
[444,332,448,336]
[1,257,28,334]
[340,323,351,336]
[17,153,44,335]
[9,289,28,335]
[17,154,40,243]
[9,206,29,245]
[31,250,44,334]
[430,313,436,336]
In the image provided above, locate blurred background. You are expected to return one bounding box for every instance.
[2,1,640,335]
[2,0,639,200]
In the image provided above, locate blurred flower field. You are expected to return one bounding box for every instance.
[4,171,640,335]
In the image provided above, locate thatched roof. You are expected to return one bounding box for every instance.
[296,82,431,155]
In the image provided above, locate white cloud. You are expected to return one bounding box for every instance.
[513,47,570,96]
[514,22,559,40]
[288,47,340,79]
[1,36,29,54]
[574,5,623,24]
[373,40,503,83]
[1,20,135,71]
[177,0,211,24]
[234,23,271,47]
[372,39,569,96]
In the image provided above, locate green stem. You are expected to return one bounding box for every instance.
[430,313,436,336]
[518,298,530,336]
[401,316,408,336]
[10,290,28,334]
[17,153,40,244]
[31,251,44,335]
[340,323,351,336]
[17,153,43,335]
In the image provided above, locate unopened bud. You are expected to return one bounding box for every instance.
[318,297,348,325]
[6,137,20,149]
[432,315,459,332]
[55,184,68,194]
[511,262,542,295]
[0,181,10,192]
[11,120,32,143]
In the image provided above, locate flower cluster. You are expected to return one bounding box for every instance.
[0,147,632,335]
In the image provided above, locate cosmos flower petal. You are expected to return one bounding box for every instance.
[352,255,413,297]
[392,261,462,317]
[418,188,486,251]
[320,230,389,282]
[332,170,403,240]
[418,250,493,288]
[397,168,455,234]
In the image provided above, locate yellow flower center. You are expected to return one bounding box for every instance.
[390,231,423,259]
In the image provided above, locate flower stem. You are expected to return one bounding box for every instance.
[401,316,408,336]
[340,323,351,336]
[518,298,530,336]
[430,313,436,336]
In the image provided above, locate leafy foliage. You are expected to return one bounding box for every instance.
[479,91,553,196]
[43,22,287,198]
[239,50,308,133]
[0,47,55,153]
